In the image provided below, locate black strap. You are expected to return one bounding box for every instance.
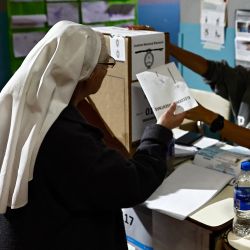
[210,114,224,133]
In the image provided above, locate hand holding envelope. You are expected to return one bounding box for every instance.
[136,62,198,120]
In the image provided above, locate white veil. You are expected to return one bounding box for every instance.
[0,21,101,213]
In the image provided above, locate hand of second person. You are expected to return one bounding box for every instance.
[185,104,205,122]
[157,102,186,129]
[128,25,155,31]
[185,103,217,124]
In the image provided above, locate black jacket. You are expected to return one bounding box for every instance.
[0,104,173,250]
[204,60,250,128]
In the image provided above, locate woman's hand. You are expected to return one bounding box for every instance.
[157,102,186,129]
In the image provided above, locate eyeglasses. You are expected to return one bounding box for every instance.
[98,56,116,68]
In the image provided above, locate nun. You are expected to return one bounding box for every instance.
[0,21,185,250]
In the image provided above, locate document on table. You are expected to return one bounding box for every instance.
[174,144,198,157]
[145,162,232,220]
[173,128,219,157]
[193,145,250,177]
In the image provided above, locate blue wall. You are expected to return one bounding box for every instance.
[179,23,236,91]
[138,0,180,45]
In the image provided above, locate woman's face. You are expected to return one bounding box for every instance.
[85,64,108,95]
[83,55,116,95]
[73,55,116,105]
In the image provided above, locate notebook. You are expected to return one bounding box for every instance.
[145,162,233,220]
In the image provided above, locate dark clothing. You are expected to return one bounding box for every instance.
[204,60,250,128]
[0,105,173,250]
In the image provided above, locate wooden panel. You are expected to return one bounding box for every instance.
[90,76,131,151]
[153,211,211,250]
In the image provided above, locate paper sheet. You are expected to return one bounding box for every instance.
[13,32,46,58]
[11,14,47,28]
[145,162,232,220]
[200,0,226,47]
[47,3,79,26]
[81,1,110,23]
[235,10,250,66]
[193,137,219,149]
[136,62,198,119]
[174,144,198,157]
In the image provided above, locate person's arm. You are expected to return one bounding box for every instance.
[169,43,209,76]
[185,104,250,148]
[43,102,185,210]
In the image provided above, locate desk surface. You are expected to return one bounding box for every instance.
[171,129,249,231]
[172,128,236,230]
[228,231,250,250]
[189,185,234,231]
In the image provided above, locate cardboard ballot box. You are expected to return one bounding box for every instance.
[90,27,169,154]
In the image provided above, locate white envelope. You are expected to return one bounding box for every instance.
[136,62,198,119]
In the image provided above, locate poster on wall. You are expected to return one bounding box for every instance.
[81,1,110,23]
[235,38,250,62]
[47,2,79,26]
[106,4,135,21]
[200,0,226,49]
[235,10,250,67]
[11,14,47,28]
[81,2,135,24]
[12,32,46,58]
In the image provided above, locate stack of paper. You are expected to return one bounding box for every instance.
[193,145,250,177]
[174,144,198,157]
[145,162,233,220]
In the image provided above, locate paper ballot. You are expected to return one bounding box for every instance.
[136,62,198,119]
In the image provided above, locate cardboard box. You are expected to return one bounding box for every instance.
[93,26,167,81]
[90,27,170,154]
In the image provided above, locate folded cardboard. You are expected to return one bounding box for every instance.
[93,26,166,81]
[90,27,169,154]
